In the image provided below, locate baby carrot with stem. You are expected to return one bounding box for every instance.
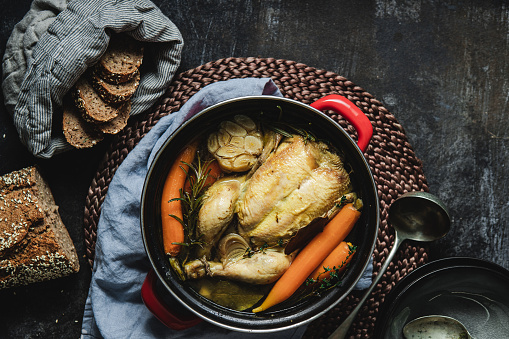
[161,140,199,257]
[252,201,362,313]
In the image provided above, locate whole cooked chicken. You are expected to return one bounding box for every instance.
[188,131,352,284]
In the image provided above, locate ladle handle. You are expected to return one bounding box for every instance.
[328,234,403,339]
[310,95,373,152]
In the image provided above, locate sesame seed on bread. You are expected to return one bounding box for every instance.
[94,33,144,84]
[62,32,143,149]
[62,96,104,148]
[97,100,131,135]
[91,69,140,104]
[0,170,44,253]
[0,166,80,289]
[74,77,122,124]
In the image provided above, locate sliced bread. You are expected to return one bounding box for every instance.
[62,32,143,148]
[94,34,144,84]
[0,166,80,289]
[62,96,104,148]
[97,100,131,135]
[91,69,140,104]
[74,77,122,123]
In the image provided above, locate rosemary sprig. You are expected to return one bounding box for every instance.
[264,121,317,143]
[168,154,215,265]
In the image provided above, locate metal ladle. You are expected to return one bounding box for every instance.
[328,191,451,339]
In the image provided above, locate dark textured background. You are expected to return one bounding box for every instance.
[1,0,508,338]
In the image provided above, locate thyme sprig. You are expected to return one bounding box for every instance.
[304,243,358,291]
[243,239,286,258]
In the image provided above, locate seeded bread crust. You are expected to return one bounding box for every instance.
[97,100,131,135]
[62,96,104,148]
[0,169,44,253]
[91,70,140,104]
[0,167,80,289]
[74,77,121,123]
[94,34,144,84]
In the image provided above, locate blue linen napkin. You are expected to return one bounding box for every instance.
[81,78,372,339]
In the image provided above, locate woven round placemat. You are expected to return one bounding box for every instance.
[83,57,429,338]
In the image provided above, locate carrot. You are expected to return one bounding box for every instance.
[183,159,222,194]
[252,202,361,313]
[161,141,199,256]
[308,241,356,282]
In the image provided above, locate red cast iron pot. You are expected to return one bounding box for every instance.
[140,94,380,333]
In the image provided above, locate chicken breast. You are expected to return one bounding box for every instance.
[236,136,351,246]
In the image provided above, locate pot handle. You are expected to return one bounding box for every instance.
[310,94,373,152]
[141,269,202,330]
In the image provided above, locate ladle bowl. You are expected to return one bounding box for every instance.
[388,191,450,242]
[403,315,473,339]
[328,191,451,339]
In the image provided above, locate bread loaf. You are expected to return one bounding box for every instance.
[0,166,80,289]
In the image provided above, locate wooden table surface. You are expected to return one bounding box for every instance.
[1,0,508,338]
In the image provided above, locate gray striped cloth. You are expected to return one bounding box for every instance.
[2,0,183,158]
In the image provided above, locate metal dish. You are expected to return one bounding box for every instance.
[374,257,509,339]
